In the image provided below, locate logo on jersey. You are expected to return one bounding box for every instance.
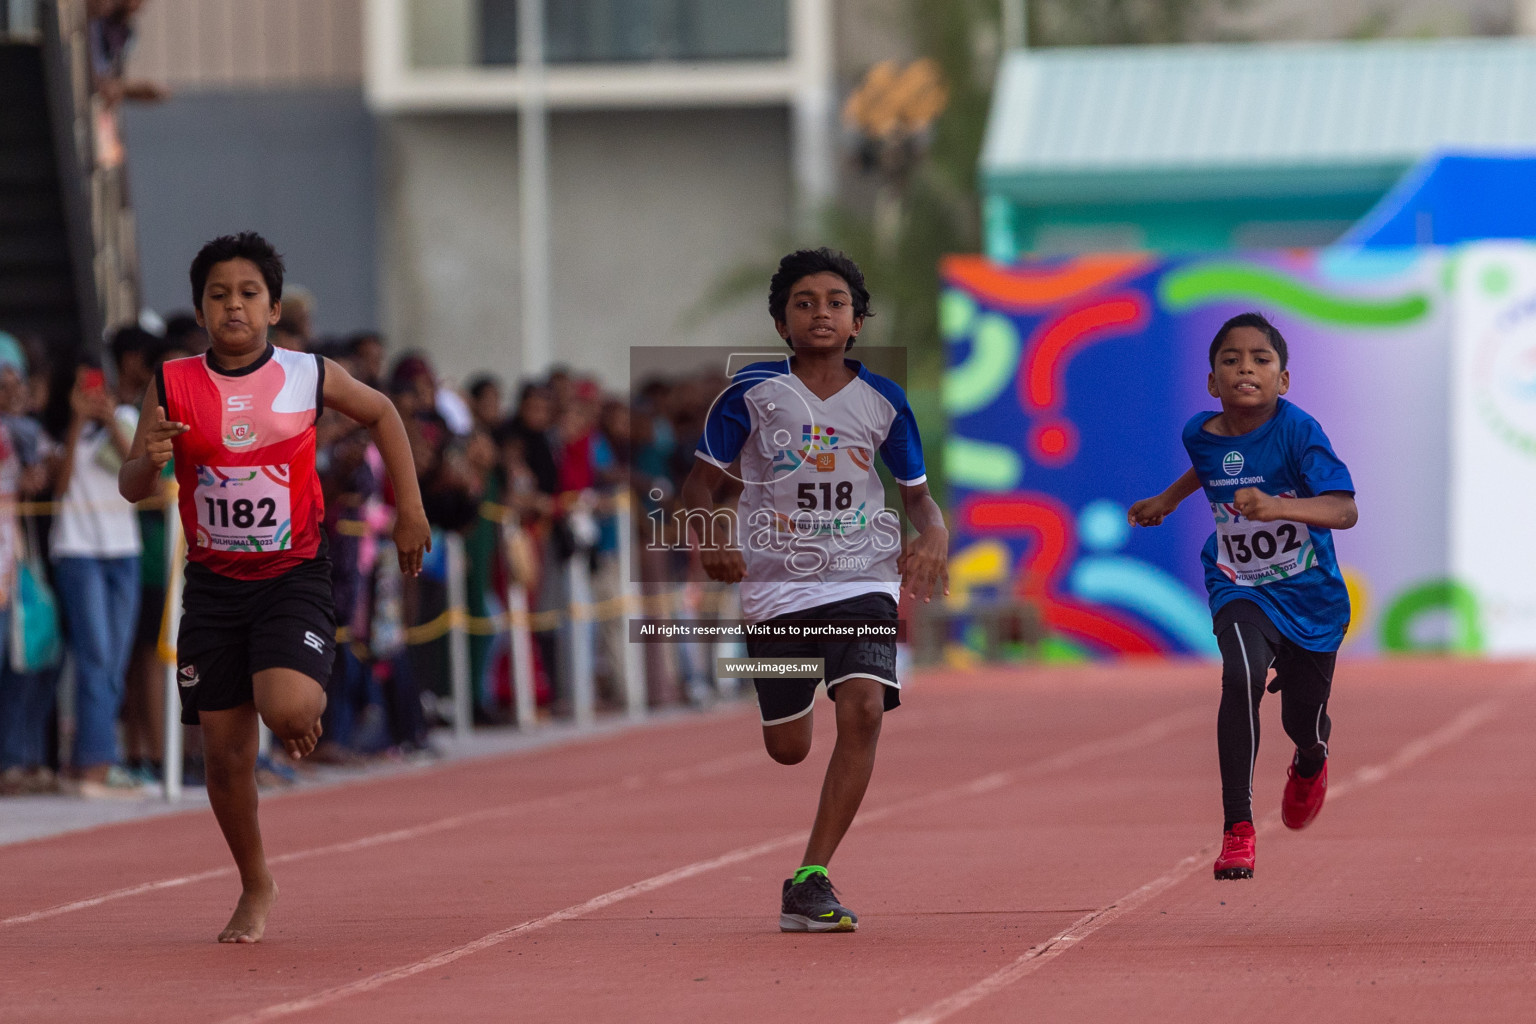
[224,418,258,449]
[303,630,327,653]
[177,664,199,688]
[815,452,836,472]
[1222,451,1244,476]
[801,423,838,452]
[226,394,253,412]
[771,449,805,475]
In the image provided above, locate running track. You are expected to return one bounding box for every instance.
[3,659,1534,1023]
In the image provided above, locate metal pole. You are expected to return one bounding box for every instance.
[1002,0,1028,50]
[565,551,595,728]
[161,491,183,802]
[506,580,537,730]
[614,492,646,721]
[789,0,835,235]
[445,531,473,741]
[517,0,552,377]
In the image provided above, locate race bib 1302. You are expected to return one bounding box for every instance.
[1211,496,1315,587]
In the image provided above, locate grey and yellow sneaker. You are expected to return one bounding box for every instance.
[780,874,858,932]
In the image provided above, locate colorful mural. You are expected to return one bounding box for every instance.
[941,248,1471,659]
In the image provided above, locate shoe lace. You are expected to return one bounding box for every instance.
[1221,828,1254,857]
[801,873,840,900]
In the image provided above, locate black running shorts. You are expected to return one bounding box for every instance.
[744,591,900,726]
[175,556,336,725]
[1213,599,1337,696]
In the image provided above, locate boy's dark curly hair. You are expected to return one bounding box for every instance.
[1209,311,1288,370]
[189,232,285,309]
[768,248,873,348]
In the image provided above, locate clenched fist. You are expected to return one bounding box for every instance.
[144,405,189,466]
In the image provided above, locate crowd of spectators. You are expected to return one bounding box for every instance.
[0,303,733,797]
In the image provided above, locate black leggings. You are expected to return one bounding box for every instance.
[1216,609,1335,828]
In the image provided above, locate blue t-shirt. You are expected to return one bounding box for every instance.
[1182,399,1355,652]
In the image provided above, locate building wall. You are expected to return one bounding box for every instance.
[127,0,363,89]
[120,89,377,336]
[380,106,793,390]
[121,0,375,334]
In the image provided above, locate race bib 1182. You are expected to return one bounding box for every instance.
[1211,496,1315,587]
[193,465,292,553]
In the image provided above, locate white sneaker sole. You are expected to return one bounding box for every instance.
[779,912,858,932]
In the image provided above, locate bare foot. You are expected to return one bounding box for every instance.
[218,877,278,943]
[284,719,323,760]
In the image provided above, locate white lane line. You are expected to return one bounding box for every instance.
[890,697,1505,1024]
[2,751,760,929]
[215,707,1207,1024]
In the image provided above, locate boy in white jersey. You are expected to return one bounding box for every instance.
[681,248,949,931]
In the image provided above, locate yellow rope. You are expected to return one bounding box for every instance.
[115,484,706,662]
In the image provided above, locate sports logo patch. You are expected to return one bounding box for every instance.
[1223,451,1244,477]
[224,418,258,449]
[801,423,838,452]
[815,452,836,472]
[771,449,804,475]
[177,664,199,688]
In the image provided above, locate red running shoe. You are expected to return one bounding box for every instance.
[1282,756,1328,830]
[1213,821,1256,880]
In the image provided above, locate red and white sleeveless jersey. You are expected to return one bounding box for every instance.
[159,346,326,580]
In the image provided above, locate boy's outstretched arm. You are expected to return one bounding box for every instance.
[679,459,746,583]
[897,482,948,603]
[119,386,188,503]
[322,357,432,575]
[1128,467,1201,527]
[1233,488,1357,530]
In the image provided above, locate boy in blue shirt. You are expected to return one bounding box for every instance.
[1129,312,1357,880]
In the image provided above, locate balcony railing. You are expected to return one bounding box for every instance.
[40,0,140,342]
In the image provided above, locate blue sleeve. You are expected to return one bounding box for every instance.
[695,379,752,468]
[591,434,614,471]
[1293,414,1354,496]
[871,378,927,485]
[1181,412,1205,461]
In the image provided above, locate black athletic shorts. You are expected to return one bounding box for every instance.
[744,592,900,726]
[1213,599,1337,695]
[175,556,336,725]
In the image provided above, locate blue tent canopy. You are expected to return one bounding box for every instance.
[1339,151,1536,247]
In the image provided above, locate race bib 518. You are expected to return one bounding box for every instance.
[193,465,292,553]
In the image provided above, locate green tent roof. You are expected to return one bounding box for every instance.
[982,37,1536,204]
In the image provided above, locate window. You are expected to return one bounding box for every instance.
[479,0,789,65]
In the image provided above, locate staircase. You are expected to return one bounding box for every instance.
[0,0,140,351]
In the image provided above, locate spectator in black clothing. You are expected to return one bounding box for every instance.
[466,375,503,435]
[162,312,208,355]
[495,383,558,497]
[348,333,385,391]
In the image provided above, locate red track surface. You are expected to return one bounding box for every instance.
[3,659,1534,1023]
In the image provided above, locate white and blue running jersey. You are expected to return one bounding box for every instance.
[1182,398,1355,651]
[696,357,926,623]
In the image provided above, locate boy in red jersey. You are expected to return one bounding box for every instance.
[119,233,430,943]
